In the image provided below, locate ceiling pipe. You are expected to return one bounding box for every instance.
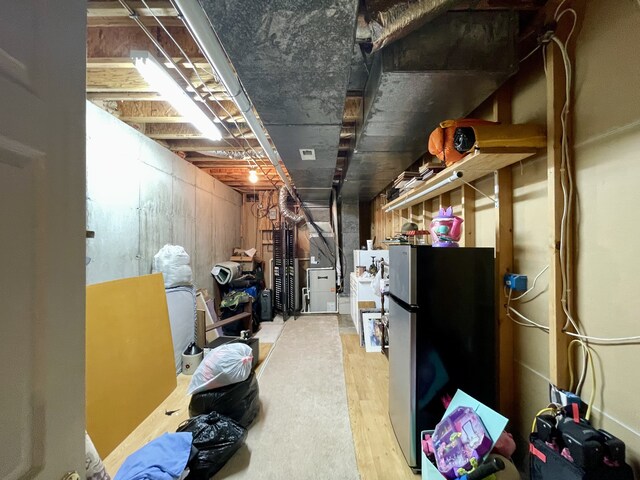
[368,0,462,52]
[279,186,305,225]
[172,0,296,197]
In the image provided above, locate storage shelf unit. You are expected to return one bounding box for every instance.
[384,148,538,211]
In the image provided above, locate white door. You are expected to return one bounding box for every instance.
[0,2,86,479]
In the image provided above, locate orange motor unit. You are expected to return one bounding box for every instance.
[428,119,497,166]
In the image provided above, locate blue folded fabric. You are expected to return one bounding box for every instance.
[114,432,193,480]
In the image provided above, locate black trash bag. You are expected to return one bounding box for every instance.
[176,411,246,480]
[189,372,260,428]
[453,127,476,153]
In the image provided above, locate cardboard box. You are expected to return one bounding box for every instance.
[421,390,508,480]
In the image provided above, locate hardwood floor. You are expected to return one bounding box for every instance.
[341,333,419,480]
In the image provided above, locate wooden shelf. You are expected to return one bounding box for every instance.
[384,147,539,211]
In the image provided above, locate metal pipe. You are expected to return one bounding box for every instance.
[172,0,295,196]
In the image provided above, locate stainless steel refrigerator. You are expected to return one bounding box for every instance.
[388,245,496,471]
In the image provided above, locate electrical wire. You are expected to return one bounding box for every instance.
[510,265,550,301]
[505,287,550,333]
[568,339,596,420]
[531,407,558,433]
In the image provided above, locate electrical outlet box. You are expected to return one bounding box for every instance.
[504,273,527,291]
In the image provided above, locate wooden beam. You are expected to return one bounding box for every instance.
[87,1,176,17]
[87,57,210,70]
[115,100,245,124]
[343,96,363,122]
[86,68,219,93]
[144,123,255,140]
[493,83,515,419]
[186,156,263,164]
[88,16,183,28]
[461,184,476,247]
[546,42,569,389]
[87,27,200,59]
[495,169,514,418]
[167,140,263,151]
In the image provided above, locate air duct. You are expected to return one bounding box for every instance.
[368,0,461,52]
[172,0,296,197]
[279,186,305,225]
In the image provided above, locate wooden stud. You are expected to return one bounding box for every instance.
[546,43,570,389]
[494,83,515,419]
[461,184,476,247]
[495,169,514,418]
[438,192,450,210]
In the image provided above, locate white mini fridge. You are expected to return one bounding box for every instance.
[307,268,337,313]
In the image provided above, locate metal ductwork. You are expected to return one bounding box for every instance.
[367,0,462,52]
[342,11,519,200]
[198,1,359,204]
[279,186,306,225]
[172,0,296,197]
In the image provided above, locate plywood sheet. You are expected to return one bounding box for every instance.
[86,273,177,458]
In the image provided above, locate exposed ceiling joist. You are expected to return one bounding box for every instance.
[87,57,210,70]
[88,16,183,28]
[143,123,255,140]
[114,100,246,124]
[343,96,363,122]
[86,67,219,92]
[87,1,177,18]
[167,140,264,152]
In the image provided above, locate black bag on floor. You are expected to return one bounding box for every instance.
[189,372,260,428]
[529,408,634,480]
[176,411,246,480]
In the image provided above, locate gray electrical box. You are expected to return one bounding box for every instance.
[307,268,337,313]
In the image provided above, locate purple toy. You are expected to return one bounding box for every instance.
[432,406,493,478]
[429,206,464,248]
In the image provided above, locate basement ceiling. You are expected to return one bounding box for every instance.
[86,0,548,200]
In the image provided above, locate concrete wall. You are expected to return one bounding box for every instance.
[85,101,242,293]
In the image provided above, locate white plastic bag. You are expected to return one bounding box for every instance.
[152,244,193,288]
[187,343,253,395]
[371,269,382,297]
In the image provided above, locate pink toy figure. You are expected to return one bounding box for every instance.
[429,206,464,247]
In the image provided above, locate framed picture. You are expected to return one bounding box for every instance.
[362,311,382,352]
[358,308,380,347]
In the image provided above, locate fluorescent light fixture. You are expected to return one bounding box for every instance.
[248,169,258,184]
[385,171,463,212]
[130,50,222,141]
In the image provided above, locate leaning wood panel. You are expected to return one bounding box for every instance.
[86,273,177,458]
